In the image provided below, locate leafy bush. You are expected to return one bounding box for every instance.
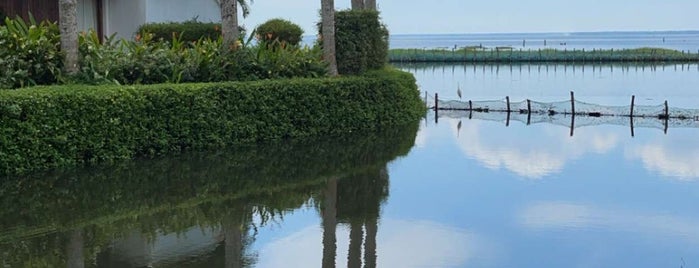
[256,18,304,47]
[76,29,326,85]
[0,16,62,89]
[0,69,424,176]
[334,10,389,75]
[137,19,221,43]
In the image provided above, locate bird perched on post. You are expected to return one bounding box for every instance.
[457,82,462,100]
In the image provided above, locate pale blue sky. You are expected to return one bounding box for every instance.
[241,0,699,35]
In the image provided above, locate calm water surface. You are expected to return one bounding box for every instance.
[2,63,699,267]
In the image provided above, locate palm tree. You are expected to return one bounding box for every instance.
[219,0,253,49]
[59,0,79,75]
[321,0,338,76]
[351,0,364,9]
[365,0,376,10]
[352,0,376,10]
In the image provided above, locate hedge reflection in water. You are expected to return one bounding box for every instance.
[0,121,419,267]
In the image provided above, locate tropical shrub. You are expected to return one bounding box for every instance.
[334,10,389,75]
[256,18,304,47]
[0,16,62,89]
[137,19,221,43]
[0,69,424,175]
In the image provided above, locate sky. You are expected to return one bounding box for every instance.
[240,0,699,35]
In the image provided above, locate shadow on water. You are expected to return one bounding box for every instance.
[0,121,420,267]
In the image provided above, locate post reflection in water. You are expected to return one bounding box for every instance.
[0,122,418,268]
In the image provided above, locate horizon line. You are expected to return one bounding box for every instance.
[388,29,699,36]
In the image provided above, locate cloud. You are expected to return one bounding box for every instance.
[447,118,620,179]
[520,202,699,245]
[628,141,699,181]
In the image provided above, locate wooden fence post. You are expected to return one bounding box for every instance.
[434,93,439,111]
[570,91,575,115]
[506,96,511,113]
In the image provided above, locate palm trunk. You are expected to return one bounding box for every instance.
[364,218,377,268]
[321,0,338,76]
[224,221,243,268]
[365,0,376,10]
[351,0,364,9]
[322,177,338,268]
[66,230,84,268]
[220,0,240,49]
[347,222,363,268]
[59,0,79,75]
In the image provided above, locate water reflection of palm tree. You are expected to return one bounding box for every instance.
[319,166,388,268]
[322,177,339,268]
[66,229,84,268]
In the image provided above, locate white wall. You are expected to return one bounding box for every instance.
[77,0,97,32]
[144,0,219,23]
[105,0,146,40]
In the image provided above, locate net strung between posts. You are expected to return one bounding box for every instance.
[425,95,699,130]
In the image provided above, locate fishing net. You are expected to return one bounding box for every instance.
[429,95,699,130]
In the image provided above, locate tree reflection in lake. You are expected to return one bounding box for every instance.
[0,121,418,267]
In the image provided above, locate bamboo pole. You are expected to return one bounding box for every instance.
[630,115,635,137]
[434,93,439,111]
[468,100,472,111]
[570,91,576,115]
[527,99,532,125]
[664,100,669,134]
[506,96,511,113]
[630,95,635,117]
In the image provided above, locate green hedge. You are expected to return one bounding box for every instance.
[137,20,222,42]
[0,69,424,176]
[256,18,304,46]
[335,10,389,75]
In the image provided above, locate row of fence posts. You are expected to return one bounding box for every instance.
[402,48,699,62]
[431,91,673,136]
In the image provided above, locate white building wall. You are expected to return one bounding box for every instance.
[105,0,146,40]
[144,0,220,23]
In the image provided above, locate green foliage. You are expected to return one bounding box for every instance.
[0,16,62,89]
[256,18,304,47]
[334,10,389,75]
[137,19,221,43]
[0,69,424,175]
[74,29,326,85]
[389,47,699,63]
[0,120,419,265]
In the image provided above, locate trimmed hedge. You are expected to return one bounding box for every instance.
[256,18,304,46]
[0,69,424,176]
[335,10,389,75]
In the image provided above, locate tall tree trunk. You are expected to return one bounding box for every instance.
[365,0,376,10]
[322,177,338,268]
[66,230,84,268]
[59,0,79,75]
[220,0,239,49]
[364,218,377,268]
[321,0,338,76]
[347,222,363,268]
[351,0,364,9]
[224,221,243,268]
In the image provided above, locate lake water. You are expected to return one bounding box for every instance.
[389,31,699,52]
[3,36,699,267]
[304,31,699,51]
